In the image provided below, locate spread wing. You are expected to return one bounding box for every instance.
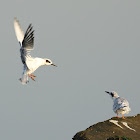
[22,24,34,51]
[14,18,24,46]
[14,18,34,64]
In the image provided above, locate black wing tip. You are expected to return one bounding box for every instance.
[22,23,35,49]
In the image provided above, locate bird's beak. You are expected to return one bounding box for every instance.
[51,63,57,67]
[105,91,110,94]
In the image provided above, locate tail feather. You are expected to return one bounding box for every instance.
[119,106,131,114]
[19,74,29,85]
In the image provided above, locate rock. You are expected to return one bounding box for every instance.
[73,114,140,140]
[107,136,132,140]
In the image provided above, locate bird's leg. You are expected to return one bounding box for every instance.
[30,77,35,81]
[28,74,36,81]
[117,114,120,118]
[30,75,36,77]
[122,114,125,119]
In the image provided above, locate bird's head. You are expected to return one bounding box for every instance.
[45,59,57,67]
[105,91,119,98]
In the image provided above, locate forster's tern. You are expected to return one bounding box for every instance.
[14,18,56,84]
[105,91,131,119]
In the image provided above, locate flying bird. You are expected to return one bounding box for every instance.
[14,18,56,84]
[105,91,131,119]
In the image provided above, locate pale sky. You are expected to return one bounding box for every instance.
[0,1,140,140]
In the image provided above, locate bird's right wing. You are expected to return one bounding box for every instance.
[118,98,129,107]
[22,24,34,50]
[14,18,24,46]
[14,18,34,50]
[113,97,129,112]
[14,18,35,64]
[20,24,34,64]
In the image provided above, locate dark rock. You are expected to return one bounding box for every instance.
[73,114,140,140]
[107,136,132,140]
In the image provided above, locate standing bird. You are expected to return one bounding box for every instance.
[105,91,131,119]
[14,18,56,85]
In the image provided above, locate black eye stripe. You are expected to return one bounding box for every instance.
[111,93,114,97]
[46,60,50,63]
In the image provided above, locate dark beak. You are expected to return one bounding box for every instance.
[105,91,110,94]
[51,63,57,67]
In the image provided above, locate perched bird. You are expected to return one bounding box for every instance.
[14,18,56,84]
[105,91,131,119]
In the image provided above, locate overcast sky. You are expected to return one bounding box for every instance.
[0,0,140,140]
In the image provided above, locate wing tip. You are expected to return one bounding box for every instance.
[14,17,19,24]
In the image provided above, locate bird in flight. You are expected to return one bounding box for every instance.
[105,91,131,119]
[14,18,56,84]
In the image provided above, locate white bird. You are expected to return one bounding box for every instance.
[14,18,56,84]
[105,91,131,119]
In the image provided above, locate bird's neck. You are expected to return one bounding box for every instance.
[113,96,119,100]
[35,58,46,66]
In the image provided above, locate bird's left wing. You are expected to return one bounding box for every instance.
[14,18,24,46]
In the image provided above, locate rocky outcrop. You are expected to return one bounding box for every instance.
[73,114,140,140]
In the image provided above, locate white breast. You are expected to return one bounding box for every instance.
[26,57,45,74]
